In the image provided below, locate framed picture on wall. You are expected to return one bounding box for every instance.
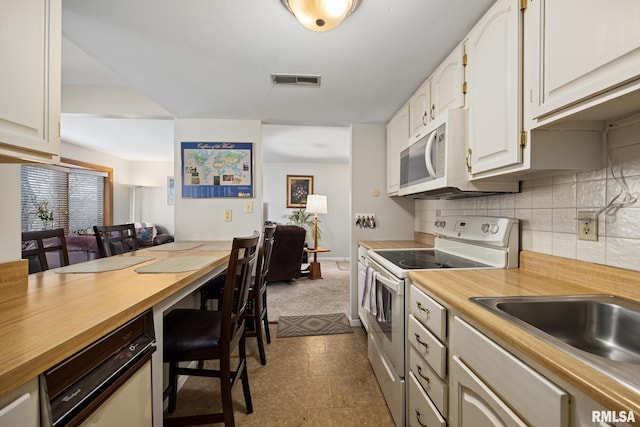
[167,176,175,205]
[180,142,254,198]
[286,175,313,208]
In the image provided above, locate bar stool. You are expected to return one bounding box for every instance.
[198,225,276,365]
[163,232,260,427]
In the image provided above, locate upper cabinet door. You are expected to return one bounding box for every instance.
[386,103,409,195]
[408,79,432,141]
[466,0,522,175]
[0,0,61,162]
[527,0,640,122]
[431,43,466,118]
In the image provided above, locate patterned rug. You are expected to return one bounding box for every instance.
[277,313,353,338]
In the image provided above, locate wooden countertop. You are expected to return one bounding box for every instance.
[409,251,640,423]
[0,242,230,397]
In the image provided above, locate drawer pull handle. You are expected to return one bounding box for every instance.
[415,410,428,427]
[414,334,429,352]
[416,302,430,317]
[416,366,430,386]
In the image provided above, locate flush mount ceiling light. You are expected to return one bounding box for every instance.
[280,0,361,32]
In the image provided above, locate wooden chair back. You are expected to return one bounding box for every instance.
[21,228,70,273]
[93,224,139,257]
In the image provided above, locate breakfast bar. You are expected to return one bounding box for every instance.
[0,242,232,426]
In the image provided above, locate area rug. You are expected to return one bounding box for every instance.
[277,313,353,338]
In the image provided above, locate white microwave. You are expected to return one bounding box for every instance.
[398,109,518,199]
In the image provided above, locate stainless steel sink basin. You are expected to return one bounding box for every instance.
[471,294,640,365]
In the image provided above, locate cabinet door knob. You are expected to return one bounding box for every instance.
[417,365,431,386]
[416,301,430,316]
[415,410,429,427]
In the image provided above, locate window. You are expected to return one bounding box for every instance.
[21,164,106,233]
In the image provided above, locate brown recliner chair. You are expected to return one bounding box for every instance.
[264,225,306,282]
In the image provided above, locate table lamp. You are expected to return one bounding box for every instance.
[305,194,327,250]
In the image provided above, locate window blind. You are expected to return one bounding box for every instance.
[21,165,105,233]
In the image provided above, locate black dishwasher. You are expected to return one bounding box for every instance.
[40,309,155,427]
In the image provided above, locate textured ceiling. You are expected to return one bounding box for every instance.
[60,0,495,161]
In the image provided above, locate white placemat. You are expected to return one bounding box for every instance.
[55,256,155,273]
[199,241,232,251]
[134,256,218,273]
[147,242,203,251]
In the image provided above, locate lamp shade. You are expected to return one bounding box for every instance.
[283,0,358,32]
[306,194,328,214]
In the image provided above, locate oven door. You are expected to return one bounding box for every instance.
[365,259,405,378]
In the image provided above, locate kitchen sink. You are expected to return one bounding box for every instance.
[471,294,640,365]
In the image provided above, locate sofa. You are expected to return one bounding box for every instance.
[66,223,174,264]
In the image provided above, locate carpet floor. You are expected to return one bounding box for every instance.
[266,260,350,322]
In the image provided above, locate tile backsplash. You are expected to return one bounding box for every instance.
[415,121,640,272]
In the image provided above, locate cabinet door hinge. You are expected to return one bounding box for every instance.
[462,53,468,66]
[520,131,528,148]
[520,0,528,10]
[462,81,468,94]
[58,122,61,138]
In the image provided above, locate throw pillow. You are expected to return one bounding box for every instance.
[136,226,154,247]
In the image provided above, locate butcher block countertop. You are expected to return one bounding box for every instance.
[410,251,640,423]
[0,242,230,398]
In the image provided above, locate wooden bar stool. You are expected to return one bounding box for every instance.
[163,232,260,427]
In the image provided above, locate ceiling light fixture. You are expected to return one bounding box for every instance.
[280,0,361,32]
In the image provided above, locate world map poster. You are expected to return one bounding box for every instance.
[181,142,253,198]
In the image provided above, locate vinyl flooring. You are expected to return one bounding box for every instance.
[163,324,395,426]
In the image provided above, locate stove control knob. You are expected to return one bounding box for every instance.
[489,224,500,234]
[481,223,490,233]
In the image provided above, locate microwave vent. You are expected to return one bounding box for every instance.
[271,74,321,86]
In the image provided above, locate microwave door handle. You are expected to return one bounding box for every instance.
[424,130,437,178]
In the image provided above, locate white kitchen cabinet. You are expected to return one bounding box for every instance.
[408,43,466,143]
[525,0,640,125]
[0,0,61,163]
[465,0,522,175]
[386,103,409,195]
[451,317,570,427]
[431,43,466,119]
[0,378,39,427]
[408,79,431,142]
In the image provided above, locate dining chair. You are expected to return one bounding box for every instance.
[198,225,276,365]
[93,224,138,257]
[21,228,70,274]
[163,231,260,427]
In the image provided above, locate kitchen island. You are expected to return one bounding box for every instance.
[410,250,640,426]
[0,242,231,425]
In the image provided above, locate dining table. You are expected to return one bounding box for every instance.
[0,240,233,426]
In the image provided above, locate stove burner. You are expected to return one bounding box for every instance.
[398,253,447,269]
[372,249,491,270]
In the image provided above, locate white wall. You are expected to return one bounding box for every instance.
[173,119,263,241]
[263,161,350,259]
[130,160,175,234]
[350,123,415,320]
[415,120,640,272]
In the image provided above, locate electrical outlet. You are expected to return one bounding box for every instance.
[244,200,253,213]
[224,209,232,222]
[577,211,598,241]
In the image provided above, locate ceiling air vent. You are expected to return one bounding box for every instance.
[271,74,321,86]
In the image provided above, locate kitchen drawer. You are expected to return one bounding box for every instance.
[410,284,446,340]
[408,371,446,427]
[409,344,447,417]
[452,317,569,427]
[408,314,446,378]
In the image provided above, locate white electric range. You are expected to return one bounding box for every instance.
[361,216,519,426]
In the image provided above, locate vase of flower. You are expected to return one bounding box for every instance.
[35,200,55,230]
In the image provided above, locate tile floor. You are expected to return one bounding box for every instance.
[164,324,395,426]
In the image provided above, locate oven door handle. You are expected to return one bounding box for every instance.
[375,272,403,296]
